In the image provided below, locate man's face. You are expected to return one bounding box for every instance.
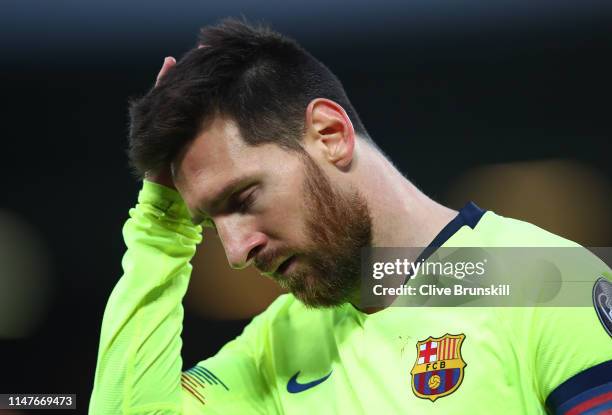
[174,116,372,308]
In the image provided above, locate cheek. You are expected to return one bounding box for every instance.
[261,177,310,243]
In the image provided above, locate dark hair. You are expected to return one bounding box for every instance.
[128,18,372,177]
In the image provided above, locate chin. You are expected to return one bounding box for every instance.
[282,270,353,309]
[292,284,349,309]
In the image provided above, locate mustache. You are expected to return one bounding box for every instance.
[254,247,294,273]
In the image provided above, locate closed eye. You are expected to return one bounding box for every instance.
[237,188,257,213]
[228,185,258,214]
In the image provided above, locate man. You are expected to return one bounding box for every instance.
[90,19,612,414]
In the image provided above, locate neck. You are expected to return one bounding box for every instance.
[349,143,458,314]
[356,144,457,249]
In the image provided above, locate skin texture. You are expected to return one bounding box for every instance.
[173,116,372,308]
[152,56,459,310]
[270,153,372,308]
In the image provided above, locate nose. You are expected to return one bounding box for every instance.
[214,216,268,270]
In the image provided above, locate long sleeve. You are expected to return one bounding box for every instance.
[89,180,203,414]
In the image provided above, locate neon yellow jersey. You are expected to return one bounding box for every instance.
[90,181,612,414]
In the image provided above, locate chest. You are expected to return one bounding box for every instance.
[270,308,545,414]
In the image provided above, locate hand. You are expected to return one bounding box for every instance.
[144,57,177,189]
[155,56,176,87]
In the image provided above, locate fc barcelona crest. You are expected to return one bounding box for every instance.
[410,333,466,402]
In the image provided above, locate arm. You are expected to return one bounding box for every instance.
[534,272,612,414]
[89,180,203,414]
[180,308,280,414]
[90,181,279,414]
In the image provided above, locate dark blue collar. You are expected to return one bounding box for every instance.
[428,201,485,249]
[358,202,487,309]
[410,202,486,279]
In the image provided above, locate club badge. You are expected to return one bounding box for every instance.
[411,333,466,402]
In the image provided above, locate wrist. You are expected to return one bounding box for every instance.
[139,180,192,220]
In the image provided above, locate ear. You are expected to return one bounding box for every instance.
[304,98,355,169]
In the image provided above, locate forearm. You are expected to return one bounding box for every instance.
[90,181,202,414]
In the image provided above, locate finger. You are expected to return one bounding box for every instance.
[155,56,175,86]
[155,56,176,87]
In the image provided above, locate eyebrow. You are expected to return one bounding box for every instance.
[190,176,253,224]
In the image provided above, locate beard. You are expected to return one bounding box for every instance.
[275,152,373,308]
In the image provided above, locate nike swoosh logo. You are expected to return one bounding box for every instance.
[286,370,333,393]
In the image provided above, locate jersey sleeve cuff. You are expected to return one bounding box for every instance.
[139,180,192,220]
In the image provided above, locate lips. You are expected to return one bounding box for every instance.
[275,255,295,276]
[256,253,295,276]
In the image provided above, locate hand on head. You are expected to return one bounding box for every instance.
[155,56,176,87]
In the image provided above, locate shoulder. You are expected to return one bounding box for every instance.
[474,210,581,247]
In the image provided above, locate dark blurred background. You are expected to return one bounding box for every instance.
[1,1,611,413]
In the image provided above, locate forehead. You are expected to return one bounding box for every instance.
[175,115,250,183]
[172,115,297,214]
